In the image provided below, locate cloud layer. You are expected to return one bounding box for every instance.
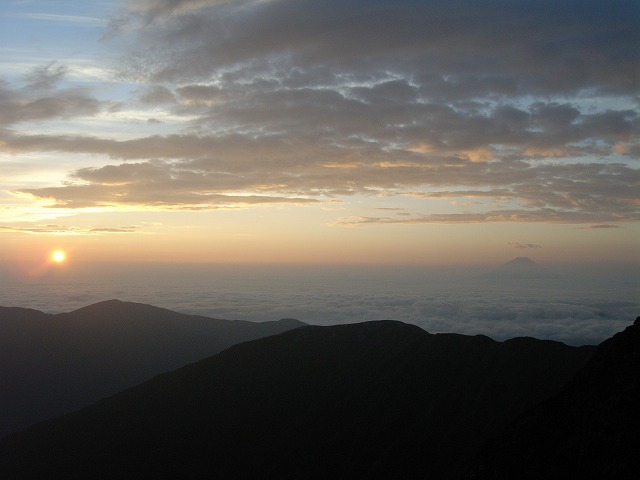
[1,0,638,224]
[1,263,636,346]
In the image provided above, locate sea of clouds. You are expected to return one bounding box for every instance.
[1,264,637,346]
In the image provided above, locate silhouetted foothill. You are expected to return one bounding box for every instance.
[0,300,305,438]
[469,316,640,479]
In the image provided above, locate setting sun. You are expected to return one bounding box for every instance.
[51,250,66,263]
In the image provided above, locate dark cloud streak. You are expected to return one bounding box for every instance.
[121,0,639,96]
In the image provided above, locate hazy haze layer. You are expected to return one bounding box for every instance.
[1,263,636,346]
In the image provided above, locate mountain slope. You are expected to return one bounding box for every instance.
[470,316,640,479]
[0,320,594,479]
[0,299,305,438]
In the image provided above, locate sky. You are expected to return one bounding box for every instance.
[0,0,638,273]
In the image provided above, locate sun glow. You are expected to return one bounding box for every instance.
[51,250,66,263]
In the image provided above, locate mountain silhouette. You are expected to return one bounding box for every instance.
[483,256,560,281]
[0,299,305,438]
[469,316,640,479]
[0,319,596,479]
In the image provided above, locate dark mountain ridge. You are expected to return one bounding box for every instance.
[0,318,597,479]
[0,299,305,438]
[469,315,640,479]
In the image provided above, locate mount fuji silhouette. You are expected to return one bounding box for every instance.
[483,257,560,281]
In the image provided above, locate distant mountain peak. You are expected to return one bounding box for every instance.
[504,256,538,266]
[482,257,559,280]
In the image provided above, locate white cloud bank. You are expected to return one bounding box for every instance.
[0,263,636,346]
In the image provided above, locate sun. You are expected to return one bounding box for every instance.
[51,250,66,263]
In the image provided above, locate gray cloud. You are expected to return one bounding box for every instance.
[336,208,638,226]
[24,62,69,91]
[508,242,542,249]
[0,86,100,127]
[6,125,638,219]
[0,65,101,128]
[119,0,639,96]
[15,158,320,208]
[89,226,138,233]
[578,224,622,229]
[0,224,138,234]
[138,85,177,104]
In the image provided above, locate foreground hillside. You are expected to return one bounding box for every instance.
[0,319,595,479]
[0,299,305,438]
[469,316,640,479]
